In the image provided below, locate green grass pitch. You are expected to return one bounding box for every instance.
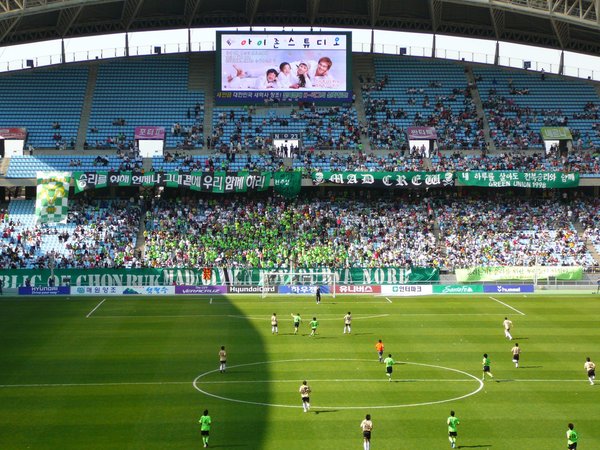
[1,293,599,449]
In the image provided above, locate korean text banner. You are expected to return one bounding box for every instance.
[311,171,455,189]
[134,126,165,140]
[217,31,351,103]
[36,172,70,224]
[73,171,271,194]
[456,171,579,188]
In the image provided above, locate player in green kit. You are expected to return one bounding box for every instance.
[482,353,494,380]
[447,410,460,448]
[199,409,211,448]
[309,317,319,336]
[291,313,301,334]
[567,423,578,449]
[384,354,395,381]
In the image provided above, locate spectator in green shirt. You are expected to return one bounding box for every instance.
[199,409,211,448]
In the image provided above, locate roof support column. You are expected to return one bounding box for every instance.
[494,41,499,65]
[125,32,129,57]
[61,38,65,64]
[559,50,564,75]
[370,28,374,53]
[432,33,436,58]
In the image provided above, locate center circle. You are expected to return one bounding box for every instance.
[192,358,484,409]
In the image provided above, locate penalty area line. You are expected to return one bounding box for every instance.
[86,298,106,318]
[488,296,526,316]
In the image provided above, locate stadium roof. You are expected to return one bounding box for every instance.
[0,0,599,56]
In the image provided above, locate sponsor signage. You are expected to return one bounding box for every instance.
[134,126,165,140]
[0,127,27,140]
[456,266,583,282]
[540,127,572,140]
[18,286,70,296]
[71,286,175,296]
[278,285,331,294]
[483,285,534,294]
[175,285,228,295]
[381,285,433,296]
[433,285,484,294]
[228,285,276,294]
[335,285,381,294]
[407,126,437,140]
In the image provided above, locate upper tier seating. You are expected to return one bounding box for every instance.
[0,66,88,148]
[87,56,204,150]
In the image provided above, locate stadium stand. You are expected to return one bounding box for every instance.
[0,66,88,149]
[86,56,204,150]
[363,57,486,151]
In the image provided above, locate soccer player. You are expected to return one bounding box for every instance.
[310,317,319,336]
[376,340,384,363]
[271,313,278,335]
[360,414,373,450]
[482,353,494,380]
[566,423,578,449]
[384,354,395,381]
[315,286,321,304]
[299,380,311,412]
[503,317,513,340]
[511,343,521,368]
[447,410,460,448]
[343,312,352,334]
[218,346,227,373]
[199,409,211,448]
[584,357,596,385]
[291,313,301,334]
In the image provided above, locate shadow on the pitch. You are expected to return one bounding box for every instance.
[314,409,338,414]
[513,337,528,340]
[457,445,493,448]
[519,365,542,369]
[349,332,373,336]
[206,445,249,448]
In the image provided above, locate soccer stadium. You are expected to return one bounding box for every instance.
[1,1,600,448]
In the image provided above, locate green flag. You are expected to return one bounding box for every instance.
[274,171,302,198]
[36,172,71,223]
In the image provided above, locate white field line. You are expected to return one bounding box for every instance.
[87,312,510,319]
[489,296,526,316]
[0,379,588,389]
[386,297,392,303]
[86,299,106,318]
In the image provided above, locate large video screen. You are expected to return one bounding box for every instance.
[216,31,352,103]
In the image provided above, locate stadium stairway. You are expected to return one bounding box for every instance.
[0,157,9,176]
[352,53,373,151]
[465,66,496,152]
[573,220,600,265]
[189,52,215,145]
[76,64,98,149]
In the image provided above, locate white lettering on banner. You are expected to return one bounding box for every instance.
[362,174,375,184]
[346,174,358,184]
[338,285,373,293]
[411,174,422,186]
[381,285,433,296]
[395,174,408,186]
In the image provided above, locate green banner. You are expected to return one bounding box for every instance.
[540,127,572,140]
[73,171,272,194]
[456,171,579,188]
[433,284,484,294]
[274,172,302,198]
[35,172,71,223]
[311,171,454,189]
[455,266,583,282]
[0,267,438,289]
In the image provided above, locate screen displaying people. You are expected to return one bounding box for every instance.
[219,32,349,92]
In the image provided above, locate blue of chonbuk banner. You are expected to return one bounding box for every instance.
[278,285,331,294]
[18,286,70,296]
[483,285,534,294]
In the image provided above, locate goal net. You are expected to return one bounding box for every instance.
[260,270,336,298]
